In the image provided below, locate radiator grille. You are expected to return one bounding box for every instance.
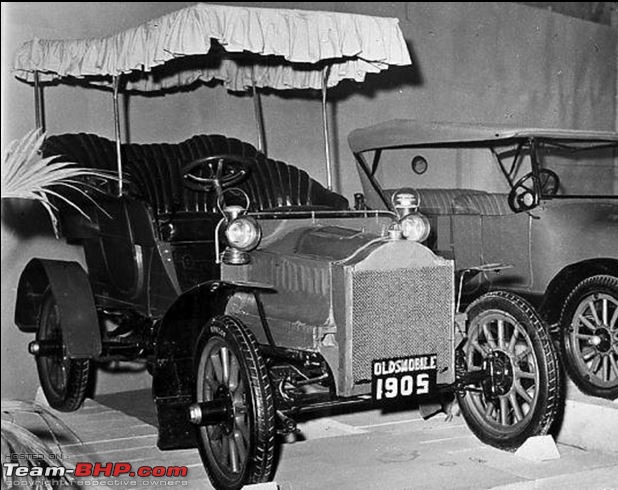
[351,265,454,384]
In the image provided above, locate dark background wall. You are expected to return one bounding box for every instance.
[1,2,617,400]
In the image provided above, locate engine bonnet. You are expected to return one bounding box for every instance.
[223,224,449,326]
[266,225,380,261]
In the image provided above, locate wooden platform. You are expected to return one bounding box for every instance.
[20,388,618,489]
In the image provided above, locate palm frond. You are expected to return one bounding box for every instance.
[1,400,81,489]
[1,129,116,236]
[1,400,81,445]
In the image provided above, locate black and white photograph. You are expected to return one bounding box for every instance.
[1,2,617,489]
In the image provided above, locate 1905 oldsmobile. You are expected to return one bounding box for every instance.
[11,4,561,489]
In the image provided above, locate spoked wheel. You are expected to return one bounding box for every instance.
[194,316,276,490]
[560,275,618,400]
[36,292,91,412]
[457,291,560,450]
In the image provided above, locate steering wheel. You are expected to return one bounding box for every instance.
[508,169,560,213]
[182,154,252,192]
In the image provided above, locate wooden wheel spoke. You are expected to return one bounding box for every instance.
[236,415,250,444]
[483,401,495,419]
[515,382,533,404]
[515,369,536,381]
[607,354,618,379]
[589,354,602,374]
[233,429,247,464]
[587,299,601,325]
[509,393,523,422]
[220,347,230,386]
[228,435,240,473]
[228,356,240,392]
[507,328,519,353]
[233,378,245,403]
[581,347,596,361]
[471,340,490,357]
[515,347,531,362]
[602,356,609,382]
[483,324,498,350]
[577,314,597,332]
[220,434,230,468]
[497,320,506,349]
[210,352,224,384]
[204,362,219,394]
[610,307,618,330]
[602,298,609,326]
[499,397,508,425]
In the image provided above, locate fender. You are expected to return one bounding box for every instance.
[14,258,101,358]
[539,258,618,324]
[152,279,273,450]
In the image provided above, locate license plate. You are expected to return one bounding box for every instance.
[372,354,437,402]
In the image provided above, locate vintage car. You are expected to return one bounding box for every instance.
[14,132,564,488]
[350,119,618,400]
[11,4,563,489]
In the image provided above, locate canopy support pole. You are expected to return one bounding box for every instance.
[252,75,267,155]
[33,71,46,133]
[112,76,124,197]
[321,68,333,191]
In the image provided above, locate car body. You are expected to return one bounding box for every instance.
[350,119,618,399]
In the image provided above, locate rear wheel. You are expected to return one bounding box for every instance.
[457,291,560,450]
[195,315,276,490]
[36,292,91,412]
[559,275,618,400]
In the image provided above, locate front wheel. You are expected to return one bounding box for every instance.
[194,315,276,490]
[457,291,561,450]
[559,275,618,400]
[36,292,91,412]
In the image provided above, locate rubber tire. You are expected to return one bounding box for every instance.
[36,292,91,412]
[195,315,276,490]
[457,291,561,450]
[559,275,618,400]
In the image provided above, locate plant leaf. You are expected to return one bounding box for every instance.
[2,130,114,230]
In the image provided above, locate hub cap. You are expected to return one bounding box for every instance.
[482,351,514,397]
[465,311,539,428]
[569,293,618,387]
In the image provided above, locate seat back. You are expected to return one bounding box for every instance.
[382,188,488,215]
[452,193,512,216]
[415,188,488,215]
[42,133,348,216]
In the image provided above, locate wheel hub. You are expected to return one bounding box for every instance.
[591,328,611,353]
[482,351,514,398]
[214,386,235,433]
[188,389,234,428]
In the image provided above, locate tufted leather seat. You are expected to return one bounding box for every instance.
[42,133,348,216]
[382,188,488,215]
[452,193,512,216]
[415,188,488,215]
